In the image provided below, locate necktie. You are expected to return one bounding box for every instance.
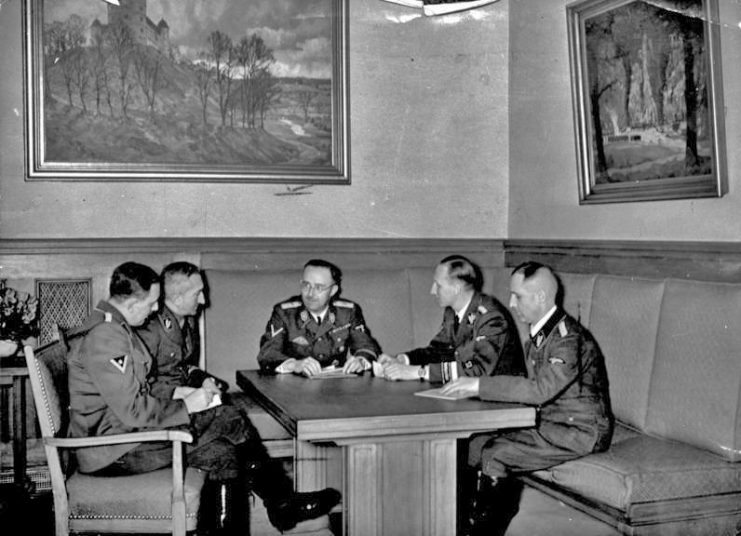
[453,315,460,333]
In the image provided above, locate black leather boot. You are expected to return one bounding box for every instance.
[198,479,249,536]
[467,474,523,536]
[244,458,341,533]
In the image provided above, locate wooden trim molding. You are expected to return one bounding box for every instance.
[0,237,505,281]
[504,239,741,283]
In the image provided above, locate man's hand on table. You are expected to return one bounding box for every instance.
[290,357,322,377]
[342,355,369,374]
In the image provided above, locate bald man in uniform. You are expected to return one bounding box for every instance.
[441,261,614,536]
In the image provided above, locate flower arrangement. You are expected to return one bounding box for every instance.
[0,280,39,343]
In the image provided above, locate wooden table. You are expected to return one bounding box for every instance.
[237,370,536,536]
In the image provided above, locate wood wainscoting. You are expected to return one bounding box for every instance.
[504,239,741,283]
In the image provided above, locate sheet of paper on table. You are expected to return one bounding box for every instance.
[308,366,361,380]
[414,387,474,401]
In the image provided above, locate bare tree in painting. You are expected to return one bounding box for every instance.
[585,14,616,179]
[45,15,86,109]
[133,47,165,119]
[194,59,213,126]
[108,24,135,119]
[297,87,318,122]
[91,32,114,117]
[69,47,90,114]
[207,31,234,127]
[234,34,275,129]
[256,69,280,129]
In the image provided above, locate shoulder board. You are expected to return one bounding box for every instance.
[477,305,488,315]
[280,301,302,310]
[333,300,355,309]
[103,312,113,322]
[558,320,568,337]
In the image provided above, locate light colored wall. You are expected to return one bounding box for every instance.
[0,0,509,239]
[508,0,741,241]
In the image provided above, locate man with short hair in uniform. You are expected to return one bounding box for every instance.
[68,261,339,535]
[378,255,525,383]
[257,259,381,376]
[440,261,614,536]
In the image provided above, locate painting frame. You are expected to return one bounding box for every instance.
[23,0,350,184]
[566,0,726,204]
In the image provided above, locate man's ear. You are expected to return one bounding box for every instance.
[330,284,339,298]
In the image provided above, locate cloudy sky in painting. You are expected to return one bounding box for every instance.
[44,0,333,78]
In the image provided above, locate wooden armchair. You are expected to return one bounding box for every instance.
[23,342,206,536]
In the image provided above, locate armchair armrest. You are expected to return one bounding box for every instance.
[45,429,194,449]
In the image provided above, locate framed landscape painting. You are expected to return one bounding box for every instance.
[567,0,726,203]
[23,0,349,183]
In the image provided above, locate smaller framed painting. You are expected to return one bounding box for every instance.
[567,0,726,203]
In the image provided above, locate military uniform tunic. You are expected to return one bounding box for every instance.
[257,297,380,373]
[136,305,261,481]
[69,301,252,480]
[469,308,614,478]
[67,301,190,474]
[137,306,227,399]
[406,292,525,383]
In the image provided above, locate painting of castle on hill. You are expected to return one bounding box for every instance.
[24,0,349,183]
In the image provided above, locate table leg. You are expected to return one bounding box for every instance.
[342,437,458,536]
[294,440,342,493]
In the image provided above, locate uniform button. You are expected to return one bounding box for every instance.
[568,417,574,422]
[170,352,175,357]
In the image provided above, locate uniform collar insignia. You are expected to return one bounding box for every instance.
[531,308,566,348]
[300,310,309,324]
[164,317,173,330]
[328,311,335,325]
[467,312,477,325]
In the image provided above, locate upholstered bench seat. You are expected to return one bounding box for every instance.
[530,431,741,519]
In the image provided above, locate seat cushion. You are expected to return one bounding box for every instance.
[531,435,741,513]
[67,466,206,521]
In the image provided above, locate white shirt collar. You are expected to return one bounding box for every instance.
[313,307,329,323]
[455,294,474,321]
[530,305,557,337]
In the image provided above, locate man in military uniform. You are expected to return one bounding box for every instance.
[69,262,339,535]
[440,262,614,536]
[379,255,525,383]
[136,261,341,533]
[257,259,380,376]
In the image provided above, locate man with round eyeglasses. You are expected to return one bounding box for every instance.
[257,259,381,376]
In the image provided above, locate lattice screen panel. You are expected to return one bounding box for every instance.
[35,279,92,345]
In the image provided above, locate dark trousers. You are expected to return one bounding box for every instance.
[94,396,277,484]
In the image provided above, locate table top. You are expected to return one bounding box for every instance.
[237,370,536,442]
